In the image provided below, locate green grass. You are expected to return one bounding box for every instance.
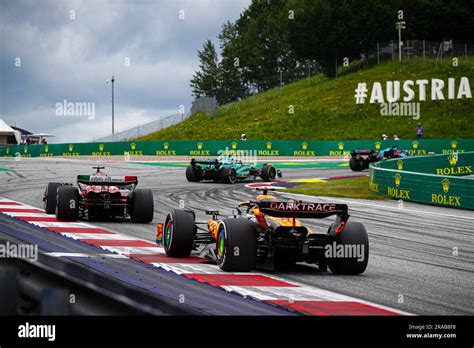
[284,176,385,200]
[137,57,474,141]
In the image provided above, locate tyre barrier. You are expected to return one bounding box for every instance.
[369,151,474,210]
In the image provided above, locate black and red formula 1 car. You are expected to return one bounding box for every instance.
[43,166,154,222]
[156,188,369,274]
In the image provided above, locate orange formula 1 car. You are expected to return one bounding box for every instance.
[156,188,369,274]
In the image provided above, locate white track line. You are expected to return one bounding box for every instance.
[31,221,95,228]
[1,212,49,217]
[100,246,165,255]
[61,233,138,240]
[45,252,128,259]
[154,263,254,275]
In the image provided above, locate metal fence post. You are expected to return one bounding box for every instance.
[377,42,380,64]
[423,40,425,61]
[440,41,443,64]
[308,63,311,85]
[279,71,282,95]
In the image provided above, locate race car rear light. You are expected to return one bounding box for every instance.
[335,221,346,234]
[125,176,137,181]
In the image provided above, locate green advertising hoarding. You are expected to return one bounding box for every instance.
[1,138,473,158]
[370,152,474,210]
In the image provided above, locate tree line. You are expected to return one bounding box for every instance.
[190,0,474,105]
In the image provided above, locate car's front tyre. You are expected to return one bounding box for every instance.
[163,209,196,257]
[261,165,276,181]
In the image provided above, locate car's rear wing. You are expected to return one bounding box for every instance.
[257,200,350,233]
[190,158,219,165]
[351,149,376,156]
[77,175,138,186]
[257,201,349,219]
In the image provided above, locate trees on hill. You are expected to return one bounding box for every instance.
[190,40,220,100]
[190,0,474,105]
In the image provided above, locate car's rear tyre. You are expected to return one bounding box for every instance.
[220,166,237,184]
[328,221,369,275]
[131,189,154,223]
[44,182,62,214]
[261,165,276,181]
[163,209,196,257]
[55,186,79,221]
[349,157,364,171]
[186,165,203,182]
[216,218,257,272]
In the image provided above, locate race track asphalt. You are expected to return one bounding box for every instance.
[1,157,473,315]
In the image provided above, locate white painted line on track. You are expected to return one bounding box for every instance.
[1,212,49,217]
[0,204,44,210]
[153,263,254,275]
[61,233,139,240]
[31,221,95,228]
[100,246,165,255]
[45,252,128,259]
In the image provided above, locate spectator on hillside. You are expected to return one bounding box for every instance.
[240,133,247,141]
[41,138,47,144]
[416,123,424,138]
[381,134,388,141]
[393,135,400,140]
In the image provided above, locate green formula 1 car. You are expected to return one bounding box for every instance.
[186,157,282,184]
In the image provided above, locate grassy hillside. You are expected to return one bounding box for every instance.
[138,58,474,141]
